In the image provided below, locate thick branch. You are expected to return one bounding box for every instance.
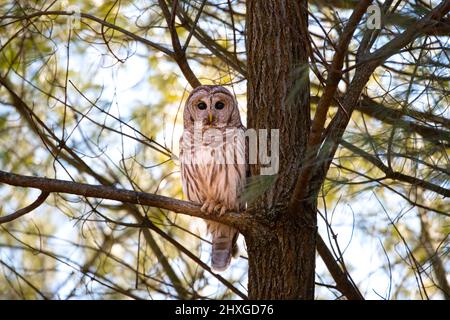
[0,172,364,299]
[0,75,240,298]
[0,170,252,232]
[288,0,373,212]
[308,0,372,148]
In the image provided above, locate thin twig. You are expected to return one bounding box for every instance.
[0,191,50,224]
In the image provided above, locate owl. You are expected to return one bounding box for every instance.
[179,85,246,271]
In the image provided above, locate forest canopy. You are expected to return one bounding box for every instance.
[0,0,448,300]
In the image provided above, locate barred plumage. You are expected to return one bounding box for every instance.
[180,85,246,271]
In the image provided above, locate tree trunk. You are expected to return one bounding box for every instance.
[246,204,317,299]
[245,0,316,299]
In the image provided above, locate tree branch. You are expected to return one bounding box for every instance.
[309,0,450,200]
[361,1,450,67]
[3,9,202,88]
[0,169,370,299]
[288,0,373,212]
[356,95,450,147]
[0,170,253,233]
[2,10,173,55]
[158,0,202,88]
[340,140,450,197]
[310,94,450,147]
[0,191,50,224]
[182,0,207,51]
[316,236,364,300]
[176,5,247,76]
[0,76,242,298]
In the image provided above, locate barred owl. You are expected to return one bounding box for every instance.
[180,85,246,271]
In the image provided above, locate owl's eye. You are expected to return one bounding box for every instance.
[215,101,225,110]
[197,102,207,110]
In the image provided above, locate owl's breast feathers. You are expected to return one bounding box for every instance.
[180,126,246,211]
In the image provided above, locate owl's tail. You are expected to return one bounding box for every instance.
[208,222,239,272]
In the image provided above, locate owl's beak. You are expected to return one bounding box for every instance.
[208,112,213,124]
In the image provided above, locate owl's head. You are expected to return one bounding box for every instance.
[183,85,242,130]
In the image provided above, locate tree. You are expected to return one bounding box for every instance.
[0,0,448,300]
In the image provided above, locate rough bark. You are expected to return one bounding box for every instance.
[246,205,316,299]
[246,0,315,299]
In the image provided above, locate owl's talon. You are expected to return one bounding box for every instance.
[219,206,227,216]
[213,203,222,213]
[201,201,210,214]
[206,202,216,214]
[202,201,229,215]
[201,201,216,215]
